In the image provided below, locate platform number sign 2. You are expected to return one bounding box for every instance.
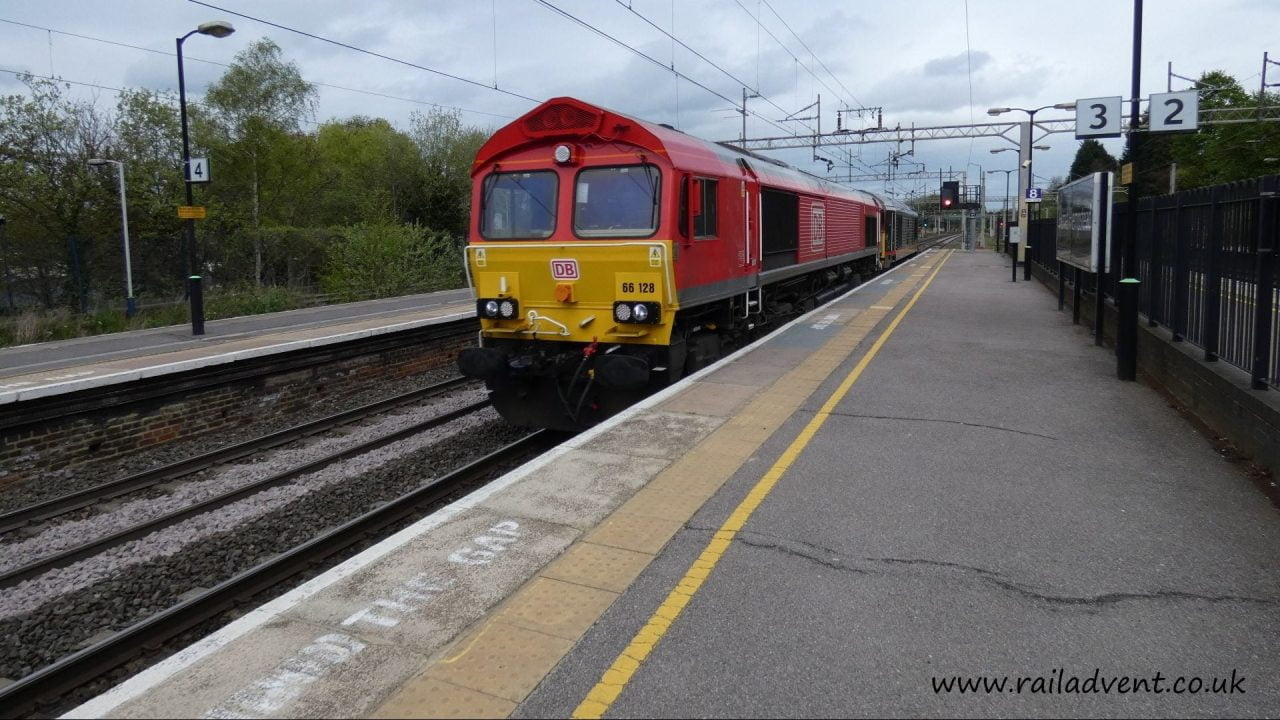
[1074,97,1123,139]
[186,157,211,183]
[1149,91,1198,132]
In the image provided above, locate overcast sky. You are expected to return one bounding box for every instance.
[2,0,1276,204]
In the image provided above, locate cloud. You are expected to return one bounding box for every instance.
[923,50,992,77]
[865,51,1047,115]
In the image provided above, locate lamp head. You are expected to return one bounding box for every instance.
[987,107,1010,116]
[197,20,235,38]
[1033,145,1051,151]
[87,158,110,167]
[1053,102,1077,110]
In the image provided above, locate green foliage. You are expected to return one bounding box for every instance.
[321,221,463,301]
[0,38,493,343]
[410,108,489,237]
[1121,70,1280,196]
[205,284,308,320]
[1068,139,1117,181]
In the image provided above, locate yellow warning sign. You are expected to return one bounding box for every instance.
[1120,163,1133,185]
[177,205,206,219]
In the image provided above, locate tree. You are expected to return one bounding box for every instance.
[107,89,185,296]
[201,39,318,285]
[0,75,114,308]
[314,117,423,225]
[409,108,488,238]
[1068,139,1117,181]
[1119,70,1280,196]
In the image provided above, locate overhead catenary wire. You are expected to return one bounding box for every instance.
[758,0,863,110]
[611,0,813,134]
[0,18,514,120]
[532,0,805,139]
[187,0,543,104]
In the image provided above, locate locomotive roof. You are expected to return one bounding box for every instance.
[475,97,911,215]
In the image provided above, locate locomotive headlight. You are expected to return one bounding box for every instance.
[554,144,572,164]
[498,299,516,318]
[613,301,659,324]
[483,300,499,318]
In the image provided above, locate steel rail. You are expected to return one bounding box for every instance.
[0,431,554,718]
[0,396,492,588]
[0,377,476,534]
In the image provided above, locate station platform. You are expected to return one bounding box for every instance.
[0,289,473,405]
[68,248,1280,718]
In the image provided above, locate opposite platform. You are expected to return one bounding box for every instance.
[0,288,473,405]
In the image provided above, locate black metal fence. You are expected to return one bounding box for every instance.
[1024,174,1279,390]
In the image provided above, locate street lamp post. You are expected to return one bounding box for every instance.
[88,158,135,317]
[177,19,234,336]
[987,167,1016,253]
[987,103,1075,276]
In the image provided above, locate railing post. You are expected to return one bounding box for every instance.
[1117,278,1140,381]
[1203,186,1224,362]
[1148,197,1163,328]
[1172,194,1188,341]
[1250,177,1277,390]
[1058,260,1066,310]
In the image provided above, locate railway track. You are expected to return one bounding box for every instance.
[0,376,476,536]
[0,430,557,718]
[0,379,489,588]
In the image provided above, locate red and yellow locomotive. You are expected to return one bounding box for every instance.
[458,97,918,430]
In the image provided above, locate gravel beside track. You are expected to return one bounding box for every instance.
[0,414,527,684]
[0,385,487,575]
[0,365,464,516]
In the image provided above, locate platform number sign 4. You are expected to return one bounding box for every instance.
[1074,96,1123,139]
[1149,91,1198,132]
[186,157,211,183]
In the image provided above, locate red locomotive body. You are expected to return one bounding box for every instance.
[458,98,917,430]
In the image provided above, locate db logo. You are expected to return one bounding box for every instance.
[550,259,579,280]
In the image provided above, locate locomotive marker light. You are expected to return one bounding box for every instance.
[554,144,573,164]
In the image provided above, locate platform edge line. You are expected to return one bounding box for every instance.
[570,249,955,719]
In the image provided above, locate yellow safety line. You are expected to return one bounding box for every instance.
[571,249,956,718]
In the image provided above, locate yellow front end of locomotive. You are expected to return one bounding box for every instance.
[467,241,677,345]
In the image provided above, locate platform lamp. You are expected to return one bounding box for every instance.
[986,166,1016,253]
[177,19,235,336]
[87,158,135,317]
[987,103,1076,272]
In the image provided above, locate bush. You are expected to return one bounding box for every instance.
[321,221,462,302]
[206,285,306,320]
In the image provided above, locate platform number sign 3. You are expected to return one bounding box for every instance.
[186,157,211,183]
[1149,91,1199,132]
[1074,97,1123,139]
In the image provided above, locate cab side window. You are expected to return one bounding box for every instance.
[694,178,718,238]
